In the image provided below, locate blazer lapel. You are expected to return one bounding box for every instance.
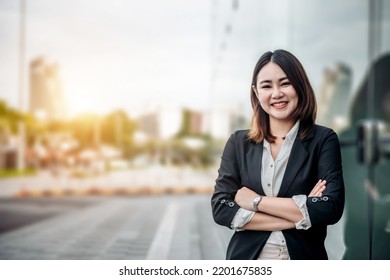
[246,142,265,195]
[278,139,308,197]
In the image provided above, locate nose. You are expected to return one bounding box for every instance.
[271,87,283,98]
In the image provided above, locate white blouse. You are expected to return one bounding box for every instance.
[231,121,311,246]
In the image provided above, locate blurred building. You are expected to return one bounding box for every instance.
[137,106,211,141]
[208,104,249,140]
[137,113,159,140]
[136,103,248,144]
[317,62,352,132]
[187,110,204,135]
[0,135,18,169]
[29,57,67,121]
[137,106,183,140]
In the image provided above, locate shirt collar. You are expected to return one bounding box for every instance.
[263,120,300,148]
[284,120,300,144]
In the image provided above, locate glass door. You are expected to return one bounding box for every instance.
[340,0,390,260]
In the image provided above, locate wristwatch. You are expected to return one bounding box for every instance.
[253,195,263,212]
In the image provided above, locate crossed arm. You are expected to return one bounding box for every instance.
[234,180,326,231]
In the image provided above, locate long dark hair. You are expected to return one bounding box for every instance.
[248,49,317,143]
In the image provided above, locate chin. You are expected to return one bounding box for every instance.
[270,113,294,121]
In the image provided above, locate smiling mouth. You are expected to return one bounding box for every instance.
[271,101,288,109]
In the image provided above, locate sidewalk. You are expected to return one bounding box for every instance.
[0,166,346,259]
[0,194,344,260]
[0,195,231,260]
[0,166,217,198]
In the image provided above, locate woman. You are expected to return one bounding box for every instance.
[211,49,345,260]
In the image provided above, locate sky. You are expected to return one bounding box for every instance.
[0,0,212,117]
[209,0,390,119]
[0,0,389,120]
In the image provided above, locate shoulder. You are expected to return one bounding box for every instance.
[223,129,253,150]
[227,129,255,145]
[230,129,250,140]
[309,125,341,149]
[302,124,340,147]
[312,124,337,139]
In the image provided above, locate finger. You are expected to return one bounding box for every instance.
[309,182,326,197]
[310,180,324,194]
[316,180,326,188]
[312,180,324,191]
[312,186,326,197]
[314,185,326,194]
[314,180,326,192]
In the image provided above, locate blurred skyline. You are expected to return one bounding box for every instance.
[0,0,212,117]
[1,0,390,261]
[0,0,389,121]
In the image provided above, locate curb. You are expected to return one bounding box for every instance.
[15,186,214,198]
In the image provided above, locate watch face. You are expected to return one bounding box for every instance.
[254,196,260,203]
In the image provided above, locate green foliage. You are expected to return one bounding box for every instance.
[0,100,139,154]
[176,108,192,137]
[100,109,137,149]
[0,100,24,134]
[0,101,219,167]
[69,113,100,148]
[0,168,37,178]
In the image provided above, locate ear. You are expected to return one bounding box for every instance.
[252,85,259,98]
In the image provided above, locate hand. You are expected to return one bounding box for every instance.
[235,186,258,211]
[308,179,326,197]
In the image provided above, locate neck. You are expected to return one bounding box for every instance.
[269,119,295,139]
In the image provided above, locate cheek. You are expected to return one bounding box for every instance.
[289,92,299,107]
[257,94,268,105]
[258,97,269,110]
[291,97,298,107]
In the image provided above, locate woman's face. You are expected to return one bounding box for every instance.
[254,62,298,124]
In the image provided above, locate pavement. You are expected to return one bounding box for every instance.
[0,167,346,260]
[0,195,232,260]
[0,167,217,198]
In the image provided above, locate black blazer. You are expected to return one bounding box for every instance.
[211,125,345,260]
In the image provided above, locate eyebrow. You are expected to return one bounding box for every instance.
[259,77,289,84]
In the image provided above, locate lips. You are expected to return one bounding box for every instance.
[271,101,288,109]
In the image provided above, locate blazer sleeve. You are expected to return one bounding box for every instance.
[307,130,345,226]
[211,132,241,229]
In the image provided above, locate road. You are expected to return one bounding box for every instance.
[0,194,345,260]
[0,195,232,260]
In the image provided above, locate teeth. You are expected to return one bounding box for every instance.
[272,102,287,106]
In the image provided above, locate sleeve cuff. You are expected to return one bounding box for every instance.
[230,208,255,231]
[292,195,312,230]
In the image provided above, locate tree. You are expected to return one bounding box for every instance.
[69,113,99,148]
[99,110,137,157]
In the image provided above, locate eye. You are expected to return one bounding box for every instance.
[281,81,291,87]
[261,84,271,89]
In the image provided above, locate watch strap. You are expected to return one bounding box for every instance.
[253,195,263,212]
